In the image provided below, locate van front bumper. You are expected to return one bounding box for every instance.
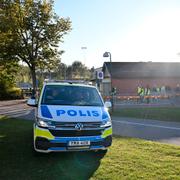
[33,124,112,152]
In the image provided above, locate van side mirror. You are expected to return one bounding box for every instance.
[27,98,37,107]
[104,101,112,108]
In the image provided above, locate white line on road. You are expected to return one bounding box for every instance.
[112,120,180,131]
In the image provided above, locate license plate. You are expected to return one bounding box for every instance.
[68,141,90,146]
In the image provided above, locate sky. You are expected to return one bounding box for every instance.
[54,0,180,68]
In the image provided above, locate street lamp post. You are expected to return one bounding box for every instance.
[81,46,87,65]
[81,47,87,80]
[103,51,114,111]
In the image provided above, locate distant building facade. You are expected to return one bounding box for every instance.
[100,62,180,96]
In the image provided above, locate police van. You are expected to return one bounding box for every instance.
[27,81,112,152]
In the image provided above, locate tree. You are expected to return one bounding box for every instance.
[0,0,71,94]
[0,59,19,98]
[66,61,91,80]
[56,62,67,80]
[16,64,31,83]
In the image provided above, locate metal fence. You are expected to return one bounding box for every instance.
[103,93,180,107]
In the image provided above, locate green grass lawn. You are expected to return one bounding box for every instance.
[0,116,180,180]
[112,107,180,122]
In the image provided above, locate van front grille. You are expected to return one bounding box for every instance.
[49,129,102,137]
[53,121,102,129]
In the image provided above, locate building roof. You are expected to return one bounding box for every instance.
[103,62,180,78]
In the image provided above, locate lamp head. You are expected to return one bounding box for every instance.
[103,52,109,57]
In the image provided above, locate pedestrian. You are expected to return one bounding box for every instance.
[145,85,151,103]
[137,86,141,103]
[156,87,161,94]
[161,85,166,96]
[139,86,144,103]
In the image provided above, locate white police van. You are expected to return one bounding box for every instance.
[27,81,112,152]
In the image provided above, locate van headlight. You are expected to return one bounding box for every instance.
[36,118,54,128]
[101,111,112,128]
[101,118,112,128]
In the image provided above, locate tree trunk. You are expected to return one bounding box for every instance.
[30,65,37,97]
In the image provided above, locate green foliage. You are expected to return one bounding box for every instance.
[0,58,24,100]
[0,60,18,86]
[1,87,22,100]
[66,61,91,80]
[0,85,22,100]
[0,0,71,90]
[16,65,31,83]
[55,62,68,80]
[34,61,91,81]
[0,59,22,99]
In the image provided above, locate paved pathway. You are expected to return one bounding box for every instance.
[0,99,35,120]
[0,100,180,146]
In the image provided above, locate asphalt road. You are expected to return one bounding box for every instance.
[0,100,180,146]
[112,117,180,145]
[0,100,35,120]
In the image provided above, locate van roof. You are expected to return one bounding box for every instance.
[44,80,94,88]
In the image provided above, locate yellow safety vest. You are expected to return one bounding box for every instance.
[138,87,141,94]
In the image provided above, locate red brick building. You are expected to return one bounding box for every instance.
[101,62,180,96]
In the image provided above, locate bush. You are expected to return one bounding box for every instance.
[8,87,23,99]
[0,87,23,100]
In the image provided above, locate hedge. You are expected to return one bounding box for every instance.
[0,87,23,100]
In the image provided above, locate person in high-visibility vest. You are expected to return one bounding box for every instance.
[145,86,151,103]
[138,86,141,95]
[137,86,142,103]
[138,86,144,103]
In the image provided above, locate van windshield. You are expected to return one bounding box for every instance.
[41,85,103,106]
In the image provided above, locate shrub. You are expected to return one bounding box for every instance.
[0,87,23,100]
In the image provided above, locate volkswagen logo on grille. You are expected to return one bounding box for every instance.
[75,123,83,131]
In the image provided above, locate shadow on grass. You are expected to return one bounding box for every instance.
[0,117,106,180]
